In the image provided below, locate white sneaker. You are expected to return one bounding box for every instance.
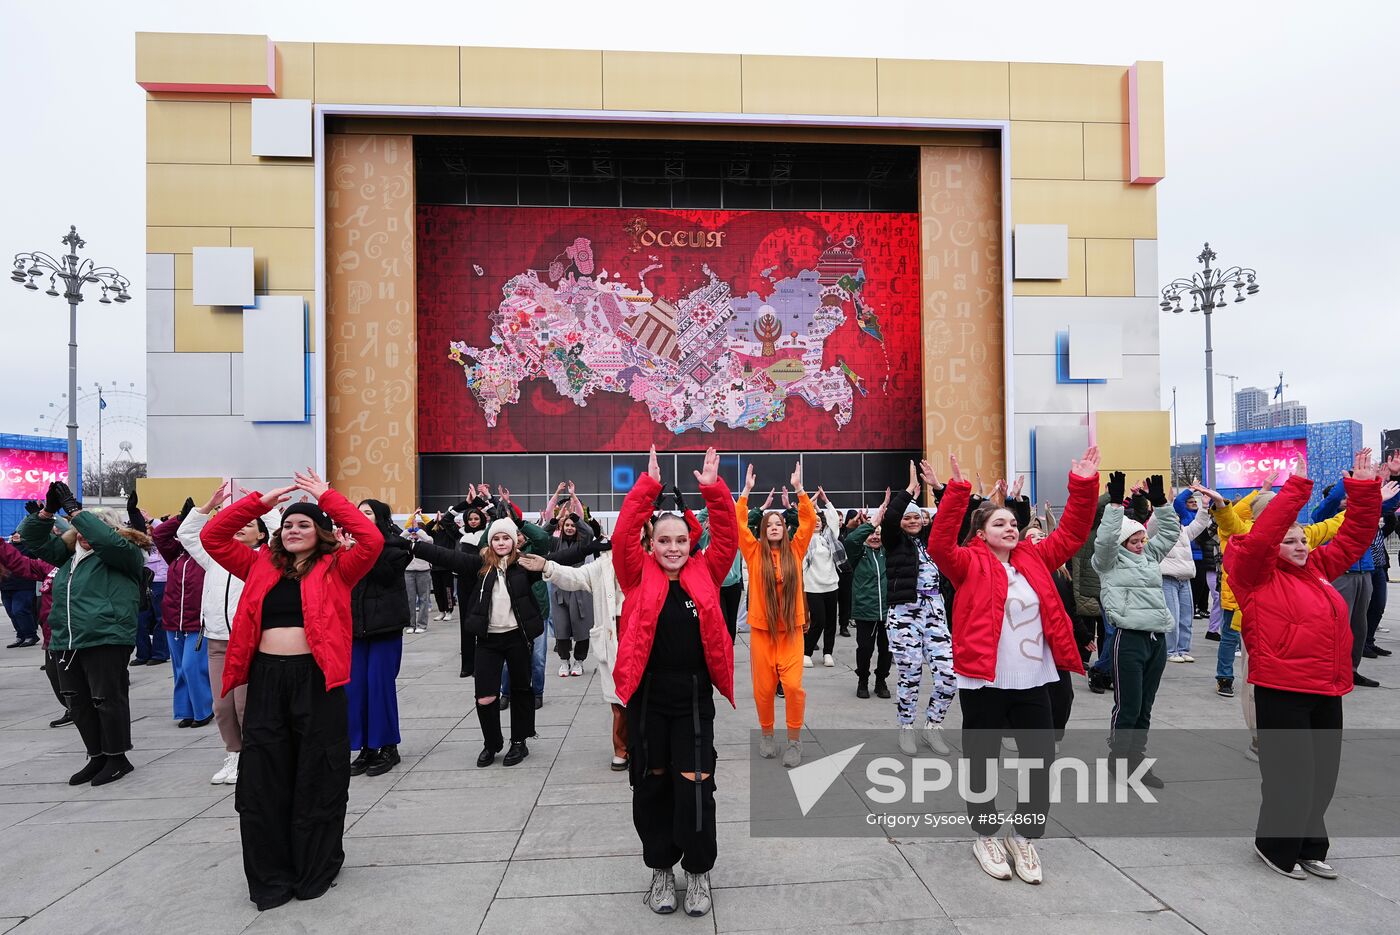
[782,739,802,768]
[211,751,239,785]
[569,660,583,677]
[1003,830,1043,884]
[558,662,571,678]
[972,835,1012,880]
[1299,859,1338,879]
[758,733,777,758]
[1168,654,1186,663]
[683,871,712,916]
[1253,843,1306,880]
[1181,653,1195,663]
[822,654,835,668]
[922,725,951,755]
[803,655,814,668]
[644,867,677,913]
[898,726,918,756]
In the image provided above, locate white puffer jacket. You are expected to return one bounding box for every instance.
[1150,505,1212,580]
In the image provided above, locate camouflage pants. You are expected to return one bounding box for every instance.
[887,597,955,727]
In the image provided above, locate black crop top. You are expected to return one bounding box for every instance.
[260,576,305,630]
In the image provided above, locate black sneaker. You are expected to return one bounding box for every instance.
[874,679,890,699]
[1204,631,1221,642]
[176,718,194,728]
[69,755,107,785]
[5,639,25,649]
[1363,647,1379,659]
[533,695,543,710]
[366,745,400,777]
[129,657,148,667]
[350,748,376,776]
[503,741,529,767]
[839,627,851,638]
[1216,678,1234,698]
[1373,645,1393,657]
[856,680,870,699]
[91,754,134,786]
[49,711,74,728]
[1353,672,1380,688]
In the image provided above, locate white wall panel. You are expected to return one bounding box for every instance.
[1069,322,1123,380]
[1088,355,1162,411]
[148,415,315,478]
[147,253,174,290]
[1012,412,1088,473]
[1134,239,1159,298]
[1011,354,1091,414]
[147,352,232,416]
[250,99,313,157]
[242,296,307,422]
[193,246,254,306]
[147,288,174,353]
[1012,295,1159,355]
[1013,224,1069,280]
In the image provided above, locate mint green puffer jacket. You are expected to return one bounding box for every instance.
[1090,504,1179,633]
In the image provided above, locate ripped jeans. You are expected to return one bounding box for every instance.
[56,644,133,757]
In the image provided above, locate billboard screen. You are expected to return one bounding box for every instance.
[416,205,922,453]
[1214,438,1308,489]
[0,447,70,500]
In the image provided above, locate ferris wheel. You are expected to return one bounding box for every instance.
[34,382,147,465]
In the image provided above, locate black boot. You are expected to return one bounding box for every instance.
[91,754,133,786]
[476,747,497,768]
[839,626,851,638]
[367,745,400,777]
[503,741,530,767]
[69,754,107,785]
[874,679,890,699]
[856,678,870,699]
[350,748,376,776]
[49,711,74,728]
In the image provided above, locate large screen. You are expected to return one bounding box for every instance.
[0,448,70,500]
[1214,438,1307,488]
[417,206,922,453]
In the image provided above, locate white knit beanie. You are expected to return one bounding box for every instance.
[487,517,519,542]
[1118,518,1147,545]
[903,501,922,517]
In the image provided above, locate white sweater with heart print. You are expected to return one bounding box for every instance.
[955,561,1061,691]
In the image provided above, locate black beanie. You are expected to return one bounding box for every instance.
[282,501,332,531]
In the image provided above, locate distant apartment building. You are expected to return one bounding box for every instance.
[1234,386,1306,432]
[1234,386,1269,432]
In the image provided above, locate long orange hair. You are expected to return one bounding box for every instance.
[757,513,800,634]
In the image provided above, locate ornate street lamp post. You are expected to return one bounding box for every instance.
[11,226,131,493]
[1161,243,1260,488]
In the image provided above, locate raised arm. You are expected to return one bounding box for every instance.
[1225,475,1314,593]
[0,538,56,581]
[17,512,67,566]
[1036,448,1102,571]
[695,449,737,586]
[1311,474,1385,580]
[1144,504,1182,563]
[201,490,280,580]
[614,457,662,592]
[177,482,228,573]
[70,510,146,577]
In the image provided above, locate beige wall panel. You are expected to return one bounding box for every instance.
[326,133,417,505]
[1085,239,1135,296]
[230,103,313,165]
[136,477,226,516]
[1010,63,1126,123]
[1009,121,1083,180]
[174,291,243,352]
[1131,61,1166,182]
[146,101,231,164]
[876,59,1010,119]
[1082,122,1128,181]
[1093,410,1170,480]
[315,43,458,105]
[148,227,231,253]
[148,164,314,227]
[276,42,315,100]
[459,47,602,109]
[231,227,316,291]
[1010,179,1156,240]
[1013,238,1086,296]
[136,32,270,90]
[741,55,877,116]
[174,253,192,290]
[603,51,739,112]
[920,145,1006,481]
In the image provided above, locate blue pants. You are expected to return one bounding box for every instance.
[501,618,548,698]
[1090,616,1117,675]
[2,589,37,641]
[348,635,403,750]
[135,582,168,662]
[1216,610,1239,679]
[1162,577,1195,655]
[166,630,212,720]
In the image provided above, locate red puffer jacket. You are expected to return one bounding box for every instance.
[153,516,205,633]
[928,473,1098,681]
[201,490,383,696]
[1225,475,1379,696]
[612,474,739,707]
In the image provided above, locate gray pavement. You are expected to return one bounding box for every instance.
[1,589,1398,934]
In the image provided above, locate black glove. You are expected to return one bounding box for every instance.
[452,500,472,515]
[669,484,689,513]
[24,500,40,515]
[1106,471,1126,504]
[179,497,196,522]
[127,488,138,512]
[44,482,64,515]
[592,539,614,554]
[1146,475,1167,507]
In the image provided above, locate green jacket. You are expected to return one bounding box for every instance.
[1090,503,1179,633]
[19,511,148,650]
[844,523,888,623]
[699,509,743,587]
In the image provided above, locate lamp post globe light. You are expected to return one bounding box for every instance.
[10,226,131,494]
[1160,243,1260,488]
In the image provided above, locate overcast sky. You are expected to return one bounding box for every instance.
[2,0,1395,466]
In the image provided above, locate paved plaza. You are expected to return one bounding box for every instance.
[1,592,1398,935]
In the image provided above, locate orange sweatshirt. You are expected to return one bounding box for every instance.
[736,492,816,632]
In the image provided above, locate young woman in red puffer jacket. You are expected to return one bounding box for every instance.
[1223,451,1386,881]
[200,469,382,912]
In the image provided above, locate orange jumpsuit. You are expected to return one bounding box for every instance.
[737,493,816,734]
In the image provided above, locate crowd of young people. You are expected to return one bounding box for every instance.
[2,444,1397,911]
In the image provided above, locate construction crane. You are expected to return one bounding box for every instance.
[1216,372,1241,430]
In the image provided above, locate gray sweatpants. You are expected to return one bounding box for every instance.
[404,570,433,629]
[1332,571,1373,670]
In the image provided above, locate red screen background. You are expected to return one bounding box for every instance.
[416,205,922,453]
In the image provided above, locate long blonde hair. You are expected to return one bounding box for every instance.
[758,513,800,634]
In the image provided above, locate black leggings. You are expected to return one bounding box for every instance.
[959,684,1055,839]
[803,590,839,656]
[719,582,742,642]
[237,653,349,911]
[430,570,455,613]
[837,567,854,629]
[474,630,536,749]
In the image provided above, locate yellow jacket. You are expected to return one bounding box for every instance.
[1213,490,1344,629]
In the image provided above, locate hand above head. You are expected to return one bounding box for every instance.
[1146,474,1167,507]
[179,496,197,522]
[1009,475,1026,501]
[781,487,791,508]
[989,478,1007,507]
[260,485,296,510]
[1382,481,1400,502]
[24,499,40,515]
[918,459,940,490]
[52,482,81,516]
[1189,483,1226,507]
[789,460,803,491]
[1350,448,1378,482]
[761,486,775,510]
[975,472,986,497]
[292,468,330,500]
[647,445,661,483]
[1106,470,1127,504]
[1070,447,1101,479]
[43,482,64,516]
[815,485,827,505]
[517,553,546,572]
[126,488,138,512]
[947,453,966,486]
[693,447,719,486]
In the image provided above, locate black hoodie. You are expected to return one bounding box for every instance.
[352,499,412,639]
